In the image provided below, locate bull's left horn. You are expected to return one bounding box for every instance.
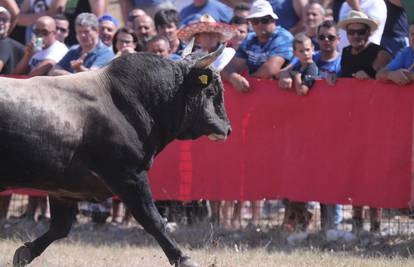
[181,37,195,59]
[194,44,225,69]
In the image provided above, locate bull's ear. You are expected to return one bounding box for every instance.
[194,44,225,69]
[186,68,213,93]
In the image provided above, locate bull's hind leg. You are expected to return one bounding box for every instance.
[13,196,76,266]
[104,169,199,267]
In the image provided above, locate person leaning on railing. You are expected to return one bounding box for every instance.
[377,23,414,85]
[221,0,294,93]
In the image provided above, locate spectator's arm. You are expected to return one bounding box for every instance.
[346,0,361,10]
[278,63,294,89]
[12,42,35,75]
[389,0,402,7]
[376,67,412,85]
[119,0,134,26]
[293,71,309,96]
[0,60,4,72]
[289,0,308,35]
[373,50,393,72]
[17,0,67,26]
[29,59,56,76]
[251,56,286,79]
[88,0,107,18]
[221,57,250,92]
[48,64,70,76]
[1,0,19,34]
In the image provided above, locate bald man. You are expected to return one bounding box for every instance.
[133,14,156,50]
[13,15,68,76]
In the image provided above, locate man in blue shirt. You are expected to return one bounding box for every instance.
[279,20,342,88]
[377,23,414,85]
[222,0,293,92]
[180,0,233,27]
[49,12,114,75]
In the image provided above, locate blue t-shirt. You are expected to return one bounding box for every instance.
[291,51,342,78]
[179,0,233,27]
[235,26,293,74]
[58,41,114,73]
[386,47,414,71]
[269,0,299,30]
[133,0,165,7]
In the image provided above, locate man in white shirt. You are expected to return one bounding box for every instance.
[13,15,68,76]
[337,0,387,51]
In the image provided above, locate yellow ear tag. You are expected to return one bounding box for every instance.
[198,74,208,85]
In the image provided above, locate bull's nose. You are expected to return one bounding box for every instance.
[227,127,232,137]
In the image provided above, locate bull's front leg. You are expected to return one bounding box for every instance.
[103,169,199,267]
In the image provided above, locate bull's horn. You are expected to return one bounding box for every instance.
[194,44,225,69]
[181,37,195,58]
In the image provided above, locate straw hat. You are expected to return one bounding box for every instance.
[338,10,378,32]
[177,14,237,43]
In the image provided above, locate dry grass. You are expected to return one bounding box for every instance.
[0,239,413,267]
[0,220,414,267]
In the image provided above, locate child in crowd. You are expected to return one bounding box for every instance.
[282,33,318,232]
[289,33,319,96]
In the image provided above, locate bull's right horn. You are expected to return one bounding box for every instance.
[194,44,225,69]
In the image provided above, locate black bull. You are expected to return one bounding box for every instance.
[0,47,231,267]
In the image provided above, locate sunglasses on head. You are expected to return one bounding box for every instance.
[346,28,368,36]
[250,16,273,25]
[318,34,336,41]
[56,27,67,33]
[33,28,52,37]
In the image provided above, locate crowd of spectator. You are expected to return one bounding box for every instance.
[0,0,413,235]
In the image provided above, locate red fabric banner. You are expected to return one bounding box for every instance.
[149,78,414,208]
[2,77,413,208]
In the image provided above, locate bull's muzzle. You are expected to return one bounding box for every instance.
[208,126,231,141]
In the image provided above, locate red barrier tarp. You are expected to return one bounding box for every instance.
[149,78,414,208]
[2,78,413,208]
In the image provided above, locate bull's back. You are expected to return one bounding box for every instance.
[0,76,90,183]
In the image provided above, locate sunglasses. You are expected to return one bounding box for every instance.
[318,34,336,41]
[250,16,273,25]
[0,17,9,23]
[56,27,68,33]
[33,29,52,37]
[346,28,368,36]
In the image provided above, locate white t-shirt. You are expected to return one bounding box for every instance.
[338,0,387,51]
[29,40,68,70]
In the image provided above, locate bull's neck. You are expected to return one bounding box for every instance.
[105,66,186,154]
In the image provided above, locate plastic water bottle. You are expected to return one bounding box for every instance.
[34,37,43,52]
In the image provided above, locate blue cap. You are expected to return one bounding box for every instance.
[98,14,119,27]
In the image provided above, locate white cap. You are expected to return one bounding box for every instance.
[246,0,278,20]
[0,6,10,18]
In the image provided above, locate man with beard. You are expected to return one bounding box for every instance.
[332,10,392,233]
[222,0,293,92]
[133,14,156,51]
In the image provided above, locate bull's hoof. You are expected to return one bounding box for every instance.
[176,256,200,267]
[13,245,33,267]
